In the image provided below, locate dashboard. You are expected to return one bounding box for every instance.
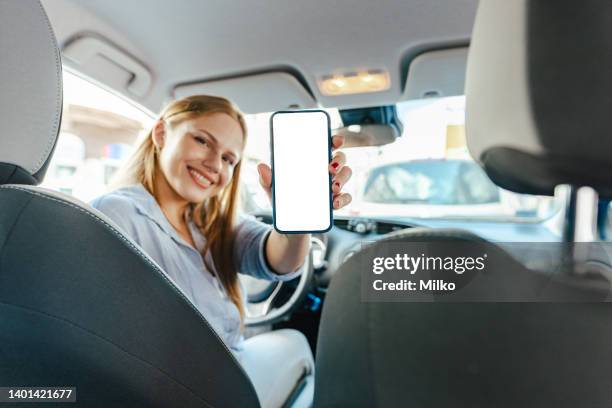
[253,212,560,288]
[254,213,419,287]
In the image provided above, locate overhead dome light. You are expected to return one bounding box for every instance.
[318,70,390,96]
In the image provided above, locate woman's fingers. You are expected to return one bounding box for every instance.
[257,162,272,188]
[331,134,345,151]
[257,163,273,201]
[329,151,346,175]
[333,193,352,209]
[332,166,352,194]
[328,136,351,209]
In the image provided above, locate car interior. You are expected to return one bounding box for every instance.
[3,0,612,407]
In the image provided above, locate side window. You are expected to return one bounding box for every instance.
[40,71,153,202]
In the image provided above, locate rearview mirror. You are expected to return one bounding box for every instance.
[334,124,400,147]
[335,105,403,147]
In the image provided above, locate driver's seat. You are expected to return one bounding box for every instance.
[315,0,612,407]
[0,1,258,406]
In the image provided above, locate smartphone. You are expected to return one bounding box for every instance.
[270,110,333,233]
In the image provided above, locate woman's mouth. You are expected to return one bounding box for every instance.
[187,166,213,189]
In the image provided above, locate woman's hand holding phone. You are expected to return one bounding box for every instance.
[258,111,352,273]
[257,133,352,274]
[256,134,352,210]
[327,135,352,210]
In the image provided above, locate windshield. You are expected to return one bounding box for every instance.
[362,160,500,205]
[43,74,555,222]
[242,96,557,221]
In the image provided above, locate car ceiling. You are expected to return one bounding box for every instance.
[40,0,478,115]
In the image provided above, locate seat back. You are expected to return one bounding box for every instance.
[0,2,259,406]
[315,230,612,407]
[315,0,612,405]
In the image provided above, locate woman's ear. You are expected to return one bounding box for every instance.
[152,120,166,149]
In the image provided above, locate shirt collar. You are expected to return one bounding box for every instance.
[185,206,207,253]
[120,183,200,251]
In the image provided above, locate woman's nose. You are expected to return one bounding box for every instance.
[202,150,222,173]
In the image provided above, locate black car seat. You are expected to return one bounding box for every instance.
[0,1,259,406]
[314,1,612,407]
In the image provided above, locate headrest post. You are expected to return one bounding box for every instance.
[555,184,598,243]
[574,186,599,243]
[556,185,577,243]
[555,184,603,275]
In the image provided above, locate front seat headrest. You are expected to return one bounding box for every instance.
[466,0,612,198]
[0,0,62,185]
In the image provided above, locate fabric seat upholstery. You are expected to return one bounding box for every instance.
[0,1,259,406]
[315,1,612,406]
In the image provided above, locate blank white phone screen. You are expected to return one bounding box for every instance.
[272,111,331,232]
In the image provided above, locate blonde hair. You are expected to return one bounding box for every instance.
[112,95,248,321]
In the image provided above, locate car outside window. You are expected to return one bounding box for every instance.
[242,96,557,221]
[48,76,556,222]
[41,71,153,202]
[362,160,500,205]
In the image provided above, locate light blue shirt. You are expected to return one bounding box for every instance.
[90,184,302,352]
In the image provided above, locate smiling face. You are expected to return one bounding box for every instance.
[153,112,245,205]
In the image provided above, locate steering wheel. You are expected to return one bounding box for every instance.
[240,236,320,326]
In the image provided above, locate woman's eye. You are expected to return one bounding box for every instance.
[194,136,207,146]
[223,156,235,165]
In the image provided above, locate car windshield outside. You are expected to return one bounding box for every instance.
[362,160,500,205]
[242,96,557,221]
[45,73,556,222]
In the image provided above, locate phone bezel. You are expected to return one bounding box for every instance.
[269,109,333,234]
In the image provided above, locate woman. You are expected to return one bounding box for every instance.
[90,95,352,407]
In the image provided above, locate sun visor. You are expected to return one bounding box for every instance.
[63,35,152,99]
[403,47,468,100]
[173,72,316,114]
